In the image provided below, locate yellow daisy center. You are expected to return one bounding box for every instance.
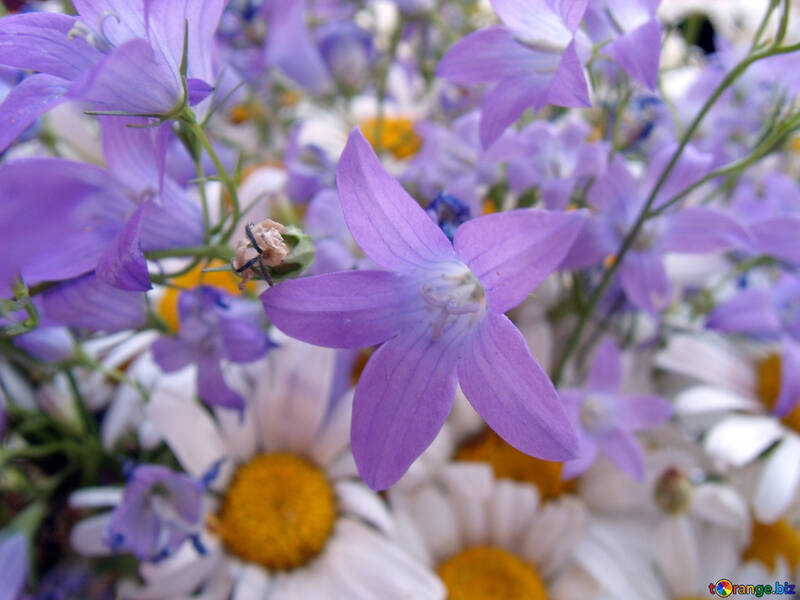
[360,116,422,160]
[437,546,548,600]
[216,453,336,570]
[757,354,800,434]
[743,520,800,572]
[455,429,572,501]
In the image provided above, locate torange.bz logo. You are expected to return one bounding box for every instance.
[714,580,734,597]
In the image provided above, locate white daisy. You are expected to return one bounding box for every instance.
[70,333,443,599]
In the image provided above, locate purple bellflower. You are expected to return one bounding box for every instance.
[305,189,373,275]
[707,274,800,416]
[498,117,609,209]
[152,286,273,414]
[105,464,206,562]
[262,128,584,490]
[559,336,672,480]
[562,147,752,314]
[730,175,800,266]
[0,532,27,600]
[584,0,663,90]
[0,0,227,151]
[437,0,592,148]
[0,117,203,332]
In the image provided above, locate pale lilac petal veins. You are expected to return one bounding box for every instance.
[151,336,196,372]
[559,216,617,269]
[69,38,181,115]
[99,117,164,194]
[454,209,584,313]
[662,207,752,254]
[750,216,800,265]
[40,273,146,332]
[0,12,101,80]
[546,40,591,108]
[95,206,151,292]
[458,312,579,461]
[561,432,598,479]
[336,128,454,270]
[598,429,645,481]
[351,324,461,490]
[436,26,551,85]
[197,356,245,413]
[586,336,622,392]
[616,394,673,431]
[261,270,423,349]
[72,0,148,45]
[0,73,69,153]
[266,0,332,93]
[776,337,800,416]
[706,290,782,336]
[605,19,662,90]
[618,250,671,314]
[548,0,592,31]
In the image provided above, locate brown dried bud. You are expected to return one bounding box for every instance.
[231,219,290,289]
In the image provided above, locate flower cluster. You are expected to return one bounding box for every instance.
[1,0,799,598]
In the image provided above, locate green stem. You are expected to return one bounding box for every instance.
[550,38,800,386]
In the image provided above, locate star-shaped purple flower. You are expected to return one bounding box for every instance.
[560,337,672,480]
[262,128,584,490]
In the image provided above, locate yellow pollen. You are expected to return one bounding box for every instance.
[350,348,373,386]
[603,254,617,269]
[743,520,800,572]
[217,453,336,570]
[228,102,264,125]
[437,546,548,600]
[360,117,422,160]
[790,134,800,154]
[757,354,800,434]
[456,429,573,500]
[157,260,251,332]
[482,198,498,215]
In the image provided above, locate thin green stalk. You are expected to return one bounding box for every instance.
[551,35,800,385]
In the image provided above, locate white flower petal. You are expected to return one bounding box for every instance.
[754,434,800,524]
[309,392,353,470]
[674,386,761,415]
[404,487,462,562]
[487,480,538,550]
[335,480,394,536]
[232,564,271,600]
[69,487,123,509]
[654,516,698,597]
[70,514,111,557]
[705,416,784,467]
[690,483,749,531]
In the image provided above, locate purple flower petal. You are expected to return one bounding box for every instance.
[491,0,588,39]
[454,209,584,313]
[13,326,74,362]
[186,78,214,105]
[266,0,332,93]
[562,431,598,479]
[436,26,544,84]
[643,144,712,210]
[586,336,622,392]
[0,73,68,153]
[588,155,640,217]
[95,206,151,292]
[706,289,782,336]
[351,324,460,490]
[546,40,592,108]
[261,270,423,349]
[139,187,204,250]
[218,304,271,363]
[458,312,579,461]
[662,207,752,253]
[197,356,245,413]
[776,337,800,416]
[560,216,617,269]
[0,533,28,600]
[99,116,164,196]
[478,75,549,149]
[605,19,662,90]
[336,128,455,270]
[598,429,645,481]
[750,216,800,265]
[619,250,671,313]
[616,394,673,431]
[151,336,196,372]
[0,12,101,80]
[40,273,146,332]
[69,38,181,115]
